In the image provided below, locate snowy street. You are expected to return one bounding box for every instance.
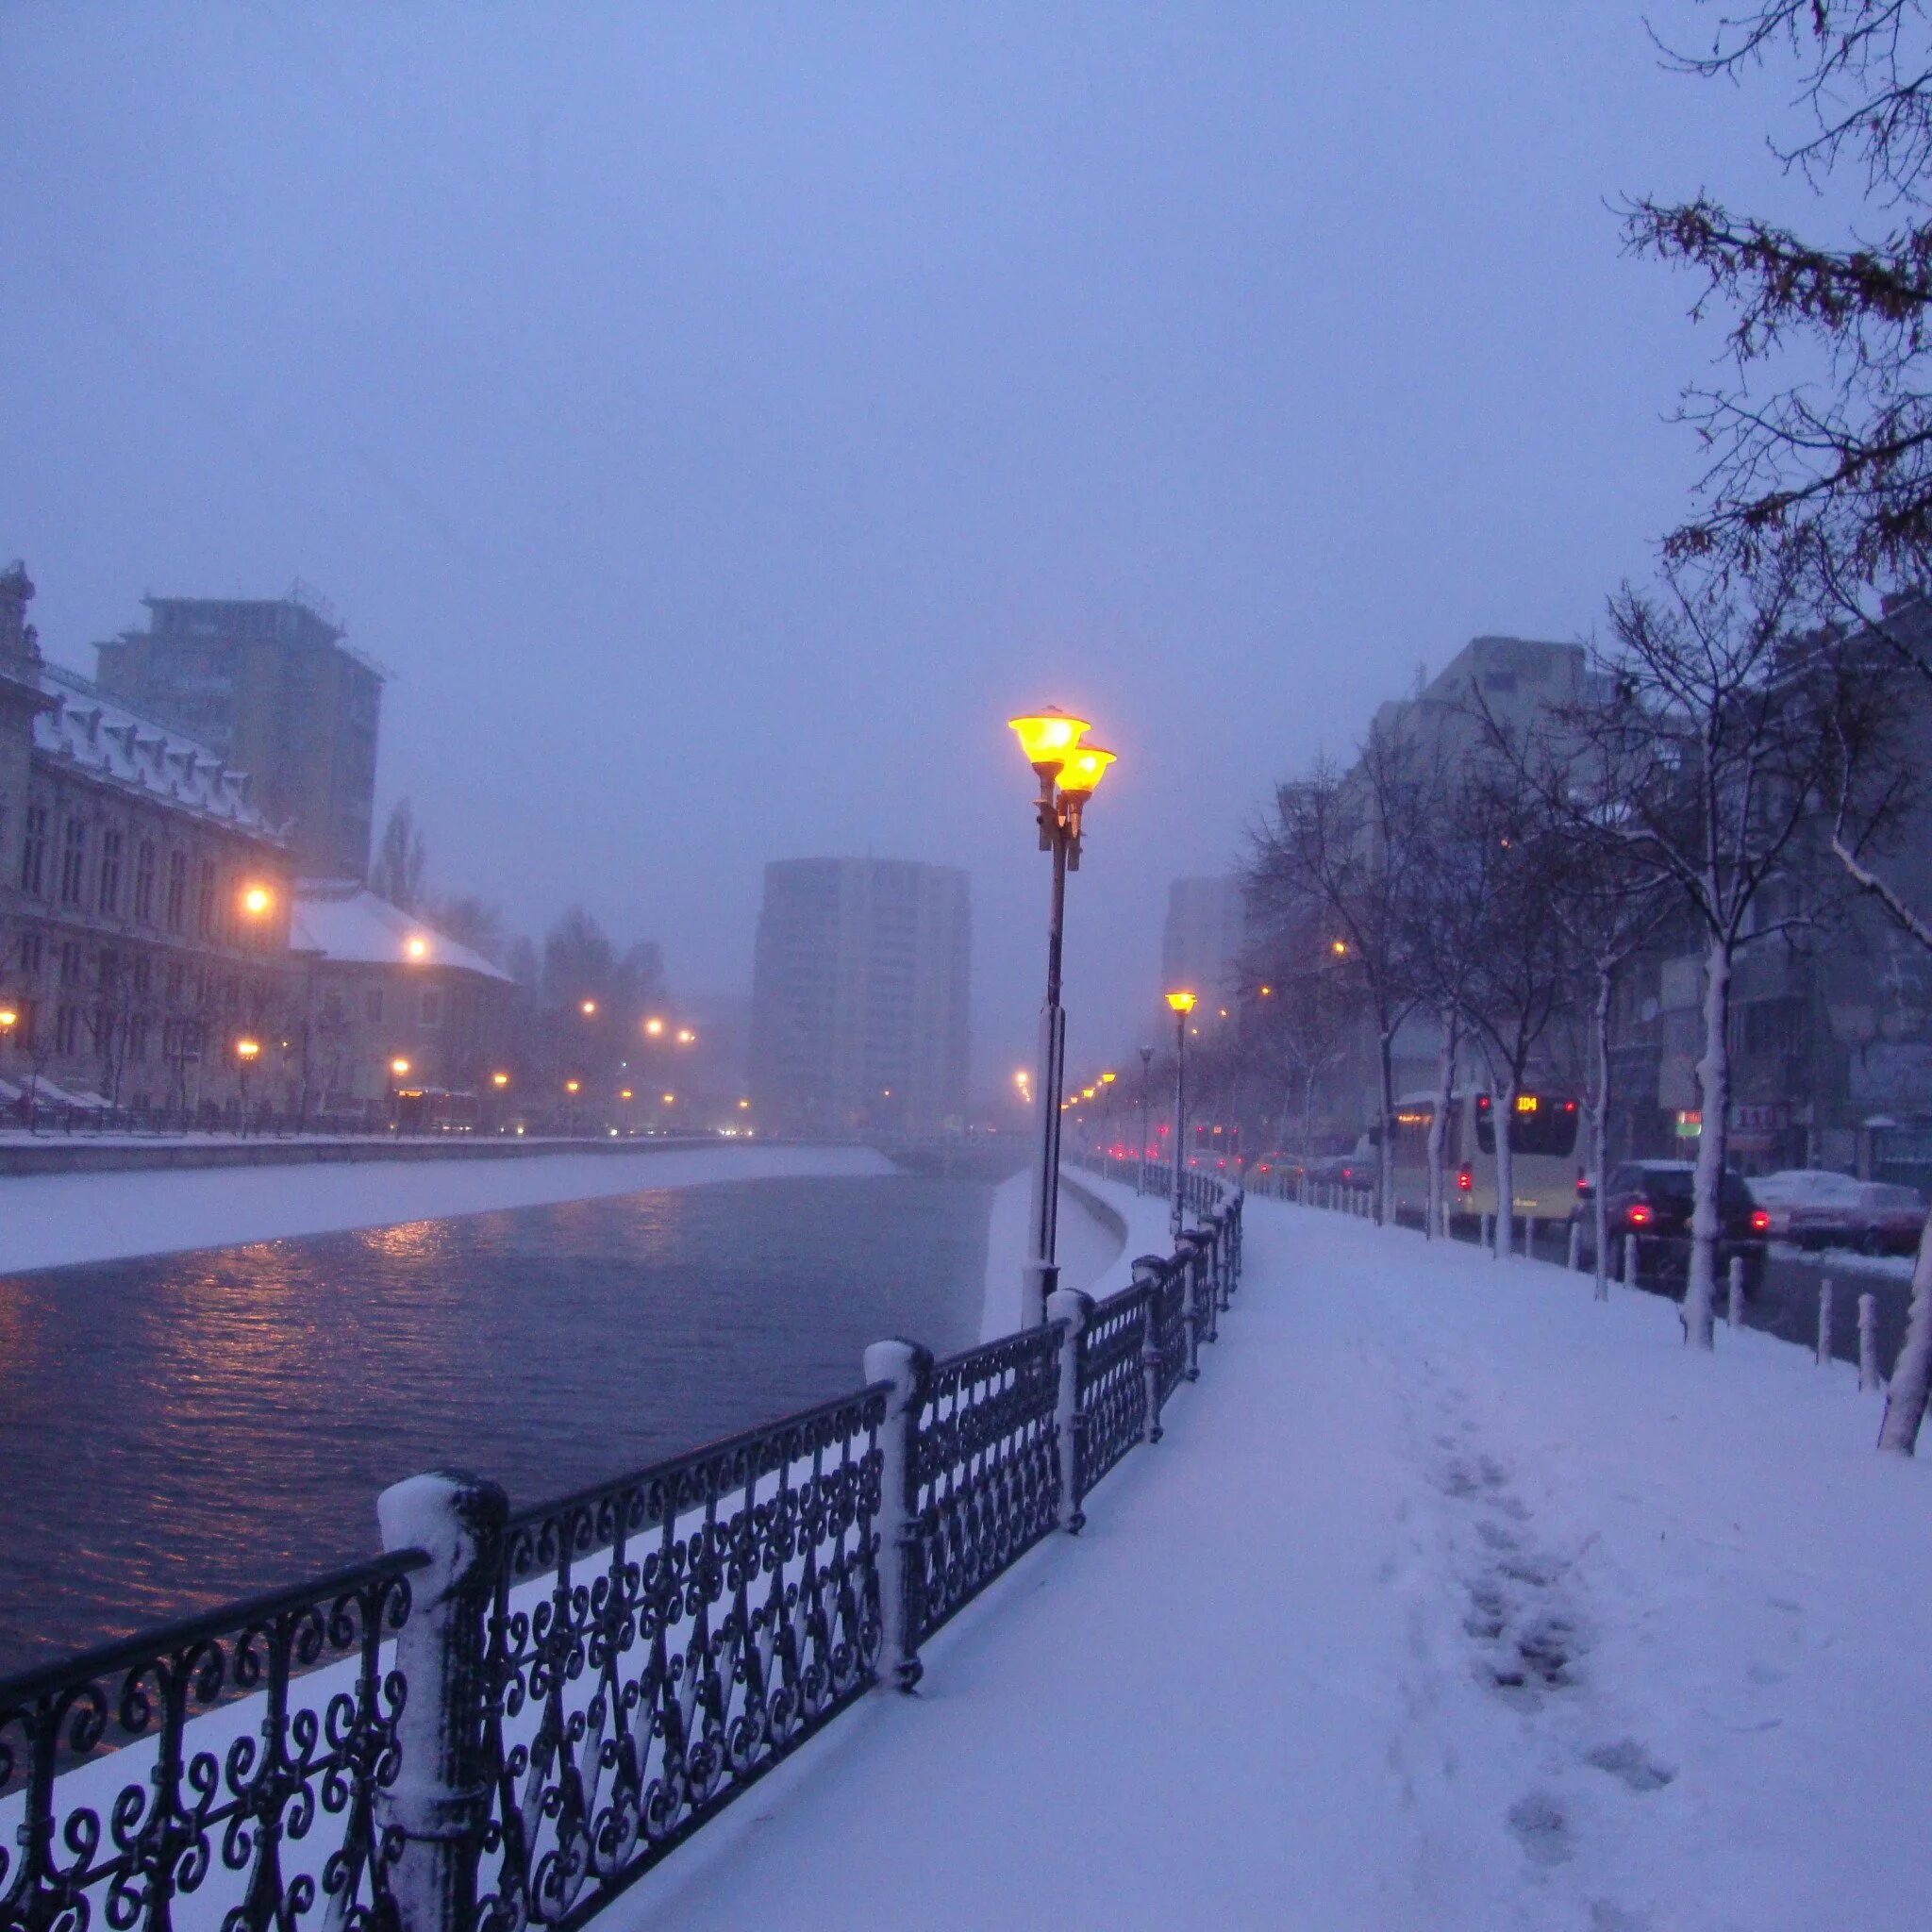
[609,1188,1932,1932]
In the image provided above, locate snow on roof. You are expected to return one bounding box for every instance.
[33,660,276,837]
[290,881,512,982]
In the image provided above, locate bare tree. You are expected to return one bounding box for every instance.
[371,799,427,913]
[1548,558,1840,1348]
[1248,723,1434,1222]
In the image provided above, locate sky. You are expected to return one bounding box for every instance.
[0,3,1820,1101]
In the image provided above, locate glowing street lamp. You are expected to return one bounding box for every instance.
[391,1057,411,1078]
[240,884,274,919]
[0,1006,16,1037]
[491,1071,509,1089]
[404,936,430,962]
[643,1017,664,1039]
[1008,704,1116,1328]
[580,998,598,1017]
[675,1027,696,1045]
[1166,991,1198,1239]
[564,1078,581,1094]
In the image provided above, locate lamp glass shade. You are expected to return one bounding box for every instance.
[1007,708,1089,770]
[1165,990,1198,1014]
[1058,743,1116,796]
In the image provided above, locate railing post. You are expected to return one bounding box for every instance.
[1860,1292,1880,1391]
[1045,1287,1093,1533]
[1134,1257,1166,1443]
[1179,1233,1204,1378]
[862,1338,933,1692]
[375,1470,508,1932]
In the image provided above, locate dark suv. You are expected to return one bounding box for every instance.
[1598,1160,1770,1294]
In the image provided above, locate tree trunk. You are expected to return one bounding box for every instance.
[1376,1025,1397,1226]
[1591,963,1613,1303]
[1685,933,1734,1351]
[1424,1010,1457,1241]
[1493,1074,1517,1261]
[1878,1208,1932,1453]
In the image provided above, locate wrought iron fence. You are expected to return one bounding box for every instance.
[0,1175,1244,1932]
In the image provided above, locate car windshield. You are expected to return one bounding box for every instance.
[1637,1168,1753,1211]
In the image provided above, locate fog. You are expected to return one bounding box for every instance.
[1,4,1804,1092]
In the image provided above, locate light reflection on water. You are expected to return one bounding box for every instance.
[0,1174,991,1674]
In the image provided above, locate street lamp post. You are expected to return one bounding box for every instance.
[1138,1042,1154,1194]
[1008,708,1116,1329]
[235,1036,259,1132]
[1166,991,1198,1239]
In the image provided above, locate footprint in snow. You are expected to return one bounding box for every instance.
[1585,1739,1676,1793]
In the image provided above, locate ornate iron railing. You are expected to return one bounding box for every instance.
[912,1328,1063,1641]
[1,1175,1244,1932]
[1074,1284,1151,1495]
[475,1384,889,1932]
[0,1551,423,1932]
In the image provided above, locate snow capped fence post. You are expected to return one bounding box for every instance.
[862,1338,934,1692]
[375,1470,508,1932]
[1178,1233,1204,1379]
[1727,1256,1744,1329]
[1623,1233,1639,1291]
[1135,1257,1167,1443]
[1480,1211,1492,1254]
[1861,1293,1880,1391]
[1045,1288,1093,1534]
[1819,1277,1836,1368]
[1566,1217,1581,1273]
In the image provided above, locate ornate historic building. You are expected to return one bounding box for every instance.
[0,564,294,1116]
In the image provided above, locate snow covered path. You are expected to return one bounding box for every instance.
[607,1193,1932,1932]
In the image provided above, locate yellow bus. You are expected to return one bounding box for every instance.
[1390,1089,1588,1227]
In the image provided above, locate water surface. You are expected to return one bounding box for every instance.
[0,1174,991,1673]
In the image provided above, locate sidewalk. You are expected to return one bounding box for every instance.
[607,1196,1932,1932]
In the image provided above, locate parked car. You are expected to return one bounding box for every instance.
[1748,1169,1927,1255]
[1599,1160,1769,1294]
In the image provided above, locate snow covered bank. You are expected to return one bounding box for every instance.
[0,1142,897,1274]
[605,1196,1932,1932]
[975,1165,1171,1340]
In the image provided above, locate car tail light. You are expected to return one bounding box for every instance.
[1456,1164,1473,1192]
[1575,1170,1588,1195]
[1628,1204,1653,1228]
[1752,1208,1769,1233]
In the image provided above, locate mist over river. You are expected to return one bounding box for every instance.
[0,1173,997,1673]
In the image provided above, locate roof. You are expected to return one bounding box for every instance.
[33,660,277,837]
[289,880,512,982]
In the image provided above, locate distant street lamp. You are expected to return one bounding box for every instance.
[404,936,430,962]
[1008,706,1116,1328]
[643,1016,665,1039]
[491,1071,509,1089]
[235,1036,260,1131]
[240,884,274,920]
[1138,1043,1154,1194]
[389,1055,411,1133]
[580,998,598,1017]
[1166,991,1198,1239]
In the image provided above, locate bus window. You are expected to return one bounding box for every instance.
[1474,1093,1578,1158]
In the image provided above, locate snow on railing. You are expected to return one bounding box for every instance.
[0,1178,1245,1932]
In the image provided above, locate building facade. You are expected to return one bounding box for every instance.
[290,881,514,1121]
[94,588,383,878]
[749,857,971,1139]
[1161,874,1249,1006]
[0,564,296,1116]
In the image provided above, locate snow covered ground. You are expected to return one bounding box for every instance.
[605,1191,1932,1932]
[0,1141,898,1273]
[974,1165,1170,1340]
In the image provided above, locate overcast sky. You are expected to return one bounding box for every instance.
[1,4,1814,1100]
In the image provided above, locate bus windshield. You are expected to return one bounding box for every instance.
[1475,1094,1578,1158]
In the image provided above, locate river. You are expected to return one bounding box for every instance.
[0,1171,1000,1674]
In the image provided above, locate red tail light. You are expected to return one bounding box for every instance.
[1752,1208,1769,1232]
[1575,1170,1588,1195]
[1456,1164,1473,1192]
[1628,1204,1653,1228]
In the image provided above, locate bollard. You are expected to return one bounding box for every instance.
[1522,1217,1533,1259]
[1480,1211,1492,1253]
[1178,1233,1204,1380]
[1566,1217,1581,1273]
[1818,1276,1835,1367]
[1860,1292,1880,1391]
[1045,1288,1093,1534]
[375,1471,509,1932]
[1134,1257,1167,1443]
[1623,1233,1639,1291]
[861,1338,933,1691]
[1727,1254,1744,1329]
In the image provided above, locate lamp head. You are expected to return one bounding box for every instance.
[404,936,430,961]
[491,1071,509,1088]
[391,1057,411,1078]
[1057,743,1115,799]
[241,884,273,918]
[1165,990,1198,1015]
[1007,708,1089,776]
[1100,1071,1116,1085]
[236,1037,260,1061]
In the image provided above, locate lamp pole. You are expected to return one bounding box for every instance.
[1167,991,1197,1240]
[1138,1043,1153,1194]
[1009,709,1116,1329]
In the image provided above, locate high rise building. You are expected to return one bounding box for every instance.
[1162,874,1248,1004]
[749,858,970,1139]
[93,586,382,878]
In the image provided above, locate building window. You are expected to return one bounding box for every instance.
[195,858,217,939]
[132,954,152,998]
[420,989,441,1027]
[165,962,184,1008]
[134,840,157,924]
[58,941,82,989]
[55,1005,79,1056]
[126,1014,149,1065]
[98,828,124,916]
[58,820,87,905]
[19,934,43,983]
[20,805,47,896]
[89,1009,114,1059]
[365,988,384,1024]
[166,852,187,934]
